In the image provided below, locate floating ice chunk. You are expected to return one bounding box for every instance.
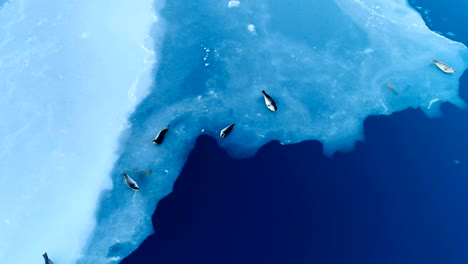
[228,1,240,8]
[247,24,255,32]
[68,0,468,263]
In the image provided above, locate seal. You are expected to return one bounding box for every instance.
[432,59,456,73]
[123,170,140,191]
[220,123,236,138]
[152,126,170,145]
[43,252,54,264]
[262,90,277,111]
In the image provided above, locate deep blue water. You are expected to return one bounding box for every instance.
[121,1,468,263]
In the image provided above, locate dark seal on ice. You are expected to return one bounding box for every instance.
[43,252,54,264]
[220,123,236,138]
[123,170,140,191]
[152,126,170,145]
[262,90,277,112]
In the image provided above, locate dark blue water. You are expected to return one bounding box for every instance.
[410,0,468,43]
[121,1,468,263]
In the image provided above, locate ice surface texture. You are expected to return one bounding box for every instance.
[0,0,156,264]
[0,0,467,263]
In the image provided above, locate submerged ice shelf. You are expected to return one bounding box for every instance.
[0,0,467,263]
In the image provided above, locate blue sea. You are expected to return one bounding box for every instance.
[0,0,467,263]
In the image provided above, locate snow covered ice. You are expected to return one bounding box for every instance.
[228,1,240,8]
[0,0,467,263]
[0,0,156,263]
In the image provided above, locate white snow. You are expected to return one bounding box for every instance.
[0,0,157,264]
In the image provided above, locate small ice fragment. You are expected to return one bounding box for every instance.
[454,160,460,164]
[379,98,388,112]
[427,98,439,109]
[205,63,209,67]
[201,129,205,132]
[247,24,255,32]
[228,1,240,8]
[164,170,169,173]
